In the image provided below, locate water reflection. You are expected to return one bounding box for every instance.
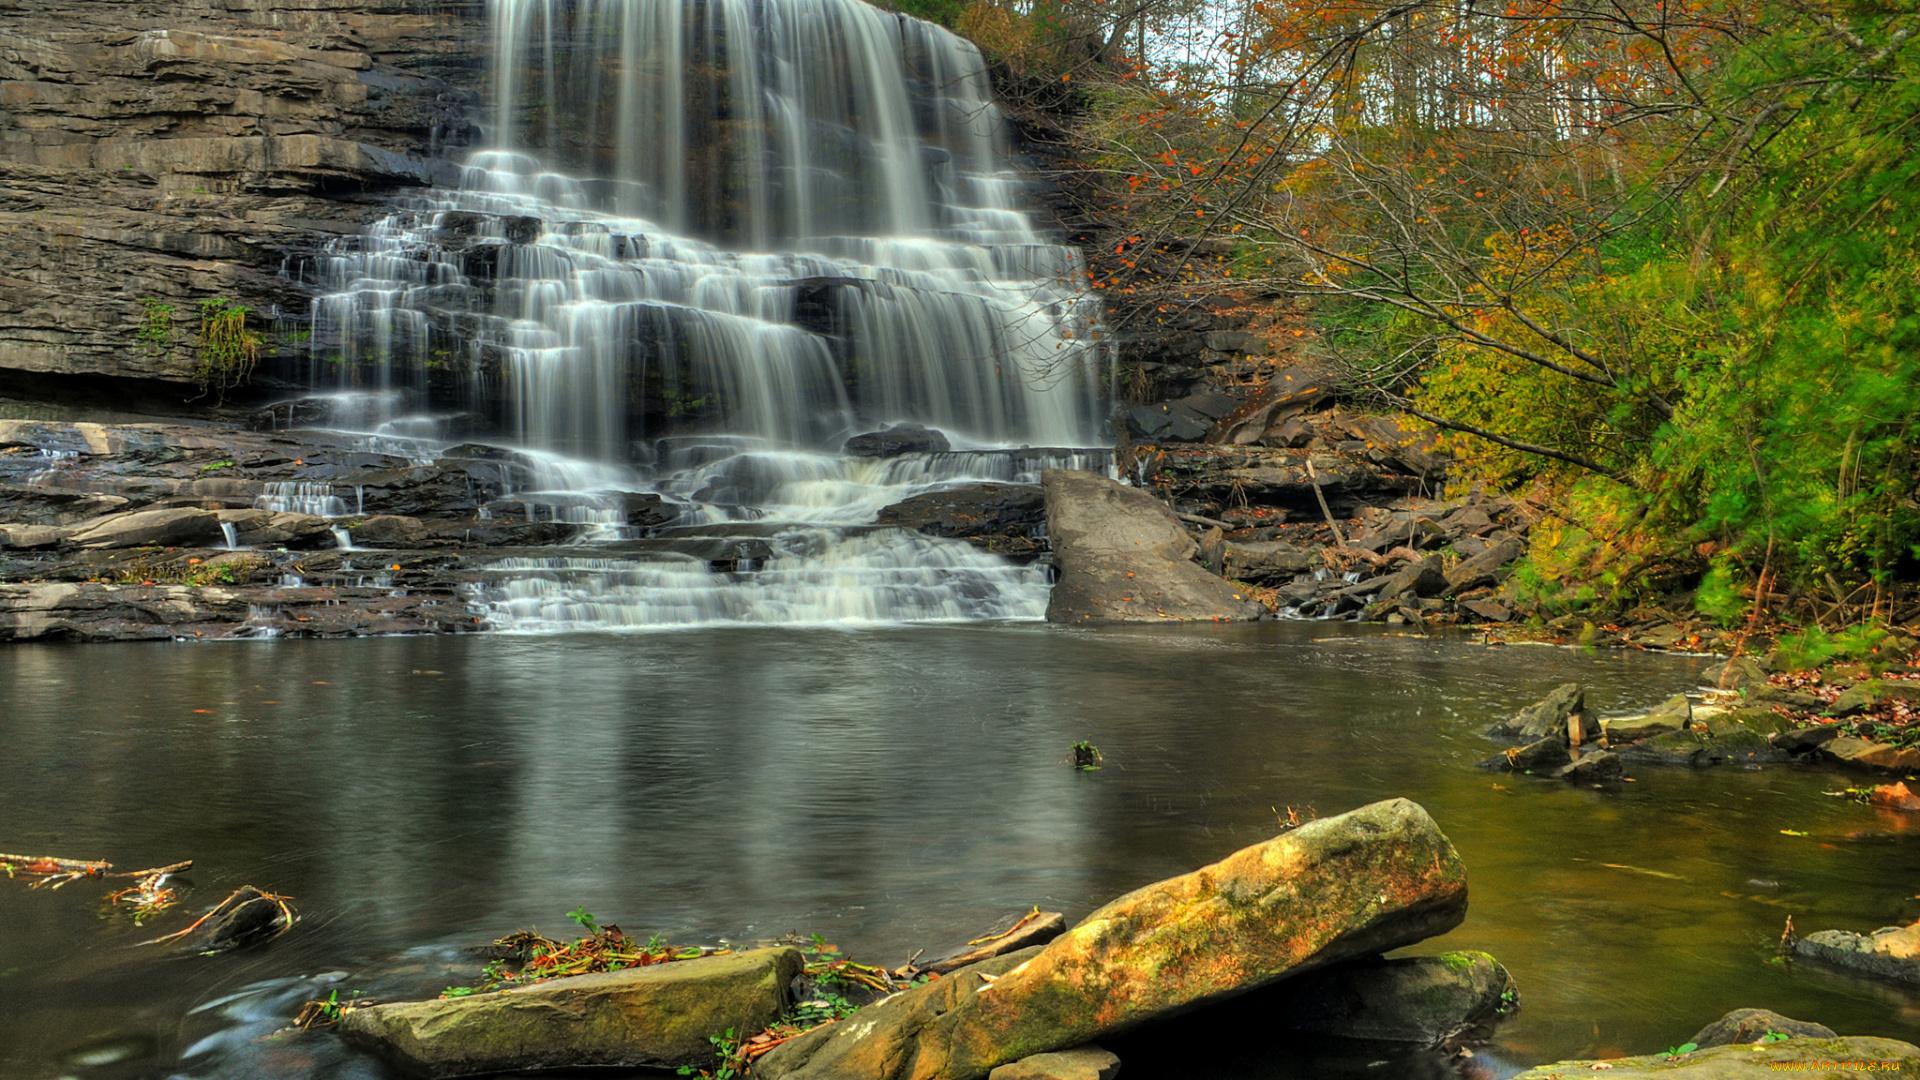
[1,625,1917,1079]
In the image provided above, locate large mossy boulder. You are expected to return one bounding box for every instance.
[756,798,1468,1080]
[1506,1037,1920,1077]
[1041,469,1267,624]
[339,947,803,1078]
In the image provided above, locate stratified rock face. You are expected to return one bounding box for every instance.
[756,798,1469,1080]
[1042,469,1266,623]
[340,947,803,1079]
[0,0,483,387]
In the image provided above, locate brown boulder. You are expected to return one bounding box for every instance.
[756,798,1468,1080]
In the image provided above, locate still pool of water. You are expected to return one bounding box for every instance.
[3,623,1917,1078]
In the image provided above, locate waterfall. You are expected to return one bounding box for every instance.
[297,0,1111,630]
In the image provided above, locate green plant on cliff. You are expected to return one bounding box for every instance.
[189,298,261,404]
[135,299,174,358]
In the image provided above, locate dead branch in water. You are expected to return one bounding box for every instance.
[1,852,112,889]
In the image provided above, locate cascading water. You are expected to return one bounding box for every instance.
[295,0,1111,629]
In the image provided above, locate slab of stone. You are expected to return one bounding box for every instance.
[1702,656,1769,690]
[1604,695,1691,743]
[756,799,1468,1080]
[339,947,803,1078]
[1042,470,1266,624]
[1789,924,1920,985]
[986,1045,1120,1080]
[67,507,223,548]
[1487,683,1595,743]
[1823,738,1920,772]
[1505,1037,1920,1078]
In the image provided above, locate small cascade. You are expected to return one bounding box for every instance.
[331,526,357,551]
[257,482,349,517]
[470,529,1047,631]
[219,522,240,550]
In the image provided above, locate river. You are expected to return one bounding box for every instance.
[3,623,1915,1078]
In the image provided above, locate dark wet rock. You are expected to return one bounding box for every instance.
[922,911,1070,976]
[1265,951,1515,1049]
[876,484,1046,561]
[1126,401,1214,442]
[68,507,224,549]
[1043,470,1266,624]
[344,516,429,547]
[844,424,951,457]
[1773,725,1842,754]
[987,1045,1120,1080]
[1549,749,1623,783]
[0,483,131,527]
[341,947,804,1078]
[1221,540,1317,585]
[1689,1008,1836,1048]
[1443,537,1524,596]
[756,799,1468,1080]
[1479,736,1572,774]
[1459,598,1514,622]
[1507,1038,1920,1078]
[1603,695,1691,743]
[1822,738,1920,772]
[1374,554,1446,605]
[1788,924,1920,985]
[1487,684,1593,743]
[1203,330,1268,354]
[1703,656,1770,691]
[218,509,337,549]
[166,887,292,954]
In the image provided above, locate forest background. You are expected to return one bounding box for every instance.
[885,0,1920,644]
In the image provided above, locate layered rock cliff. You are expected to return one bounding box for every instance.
[0,0,483,403]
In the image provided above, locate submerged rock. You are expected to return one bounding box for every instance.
[986,1045,1120,1080]
[1042,469,1266,624]
[756,798,1468,1080]
[340,947,803,1078]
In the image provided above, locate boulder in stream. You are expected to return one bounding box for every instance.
[1689,1008,1836,1048]
[1041,469,1267,624]
[755,798,1468,1080]
[1787,922,1920,985]
[1486,683,1595,743]
[340,947,804,1078]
